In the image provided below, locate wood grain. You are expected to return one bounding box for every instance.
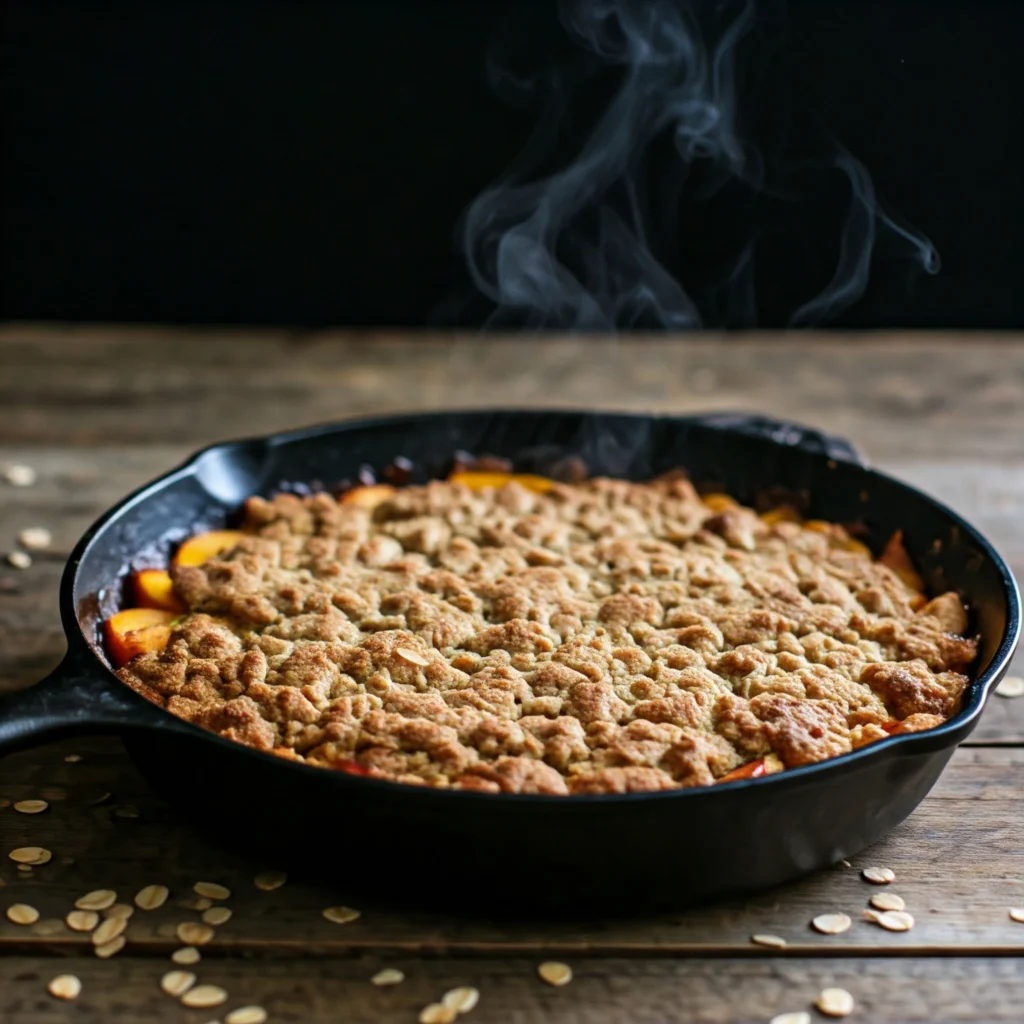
[2,954,1022,1023]
[2,740,1022,955]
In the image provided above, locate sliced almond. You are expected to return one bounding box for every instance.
[32,918,65,936]
[254,870,287,892]
[160,970,197,997]
[811,913,852,935]
[419,1004,456,1024]
[181,985,229,1009]
[770,1015,811,1024]
[75,889,117,911]
[4,464,37,487]
[202,906,232,926]
[396,647,429,667]
[371,968,405,986]
[172,946,201,965]
[194,881,231,901]
[47,975,82,1001]
[874,910,915,932]
[6,903,40,925]
[751,934,787,949]
[861,866,895,884]
[91,915,127,946]
[1010,908,1024,923]
[13,799,48,814]
[176,921,215,946]
[9,846,51,865]
[442,986,480,1013]
[226,1008,269,1024]
[869,892,906,912]
[179,896,213,912]
[995,675,1024,698]
[94,935,125,958]
[114,805,139,819]
[64,754,82,763]
[135,884,170,910]
[66,910,100,932]
[322,905,361,924]
[816,988,855,1017]
[7,551,32,569]
[538,961,573,987]
[19,527,52,550]
[105,903,134,921]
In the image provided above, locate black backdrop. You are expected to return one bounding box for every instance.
[2,0,1022,328]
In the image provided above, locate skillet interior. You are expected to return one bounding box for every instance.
[35,412,1024,909]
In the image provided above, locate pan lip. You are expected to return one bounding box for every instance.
[61,408,1022,805]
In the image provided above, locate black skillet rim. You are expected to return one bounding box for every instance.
[62,409,1022,804]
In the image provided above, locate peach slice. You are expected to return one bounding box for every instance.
[448,471,554,494]
[131,569,185,613]
[717,757,768,783]
[759,507,802,526]
[340,484,396,508]
[879,529,925,594]
[701,493,739,513]
[104,608,176,668]
[173,530,245,568]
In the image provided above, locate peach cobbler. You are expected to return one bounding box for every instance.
[108,470,976,794]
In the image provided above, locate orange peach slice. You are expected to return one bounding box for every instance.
[759,507,802,526]
[717,757,768,783]
[131,569,185,613]
[104,608,176,668]
[340,484,396,508]
[448,471,554,494]
[701,493,739,513]
[879,529,925,594]
[173,530,245,568]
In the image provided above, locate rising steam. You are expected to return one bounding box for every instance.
[462,0,939,330]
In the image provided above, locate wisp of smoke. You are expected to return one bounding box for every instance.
[461,0,939,330]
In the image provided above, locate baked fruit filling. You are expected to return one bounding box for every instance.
[109,470,977,795]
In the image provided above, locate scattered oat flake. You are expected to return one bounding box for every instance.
[862,866,895,884]
[6,903,40,925]
[1009,908,1024,923]
[136,884,170,910]
[322,905,361,924]
[226,1008,269,1024]
[875,910,915,932]
[396,646,429,666]
[538,962,573,987]
[47,975,82,1001]
[419,1004,457,1024]
[770,1014,811,1024]
[76,889,117,911]
[4,464,37,487]
[7,551,32,569]
[811,913,852,935]
[91,916,127,946]
[751,934,787,949]
[442,987,480,1014]
[870,892,906,912]
[66,910,100,932]
[13,799,48,814]
[816,988,855,1017]
[371,968,405,986]
[177,921,215,945]
[181,985,229,1009]
[172,946,202,965]
[19,528,52,550]
[995,676,1024,698]
[254,870,287,891]
[161,970,197,997]
[64,754,82,763]
[203,906,232,926]
[194,881,231,901]
[94,935,125,958]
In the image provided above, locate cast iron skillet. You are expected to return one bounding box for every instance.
[0,411,1018,912]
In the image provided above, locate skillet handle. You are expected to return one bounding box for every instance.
[0,646,158,757]
[691,413,867,466]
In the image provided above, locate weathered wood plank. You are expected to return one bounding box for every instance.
[4,327,1024,457]
[1,741,1022,955]
[2,954,1022,1023]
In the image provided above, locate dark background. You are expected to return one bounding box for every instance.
[2,0,1021,328]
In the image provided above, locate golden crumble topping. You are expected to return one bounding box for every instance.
[116,474,976,794]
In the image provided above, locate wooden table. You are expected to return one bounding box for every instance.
[1,327,1022,1023]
